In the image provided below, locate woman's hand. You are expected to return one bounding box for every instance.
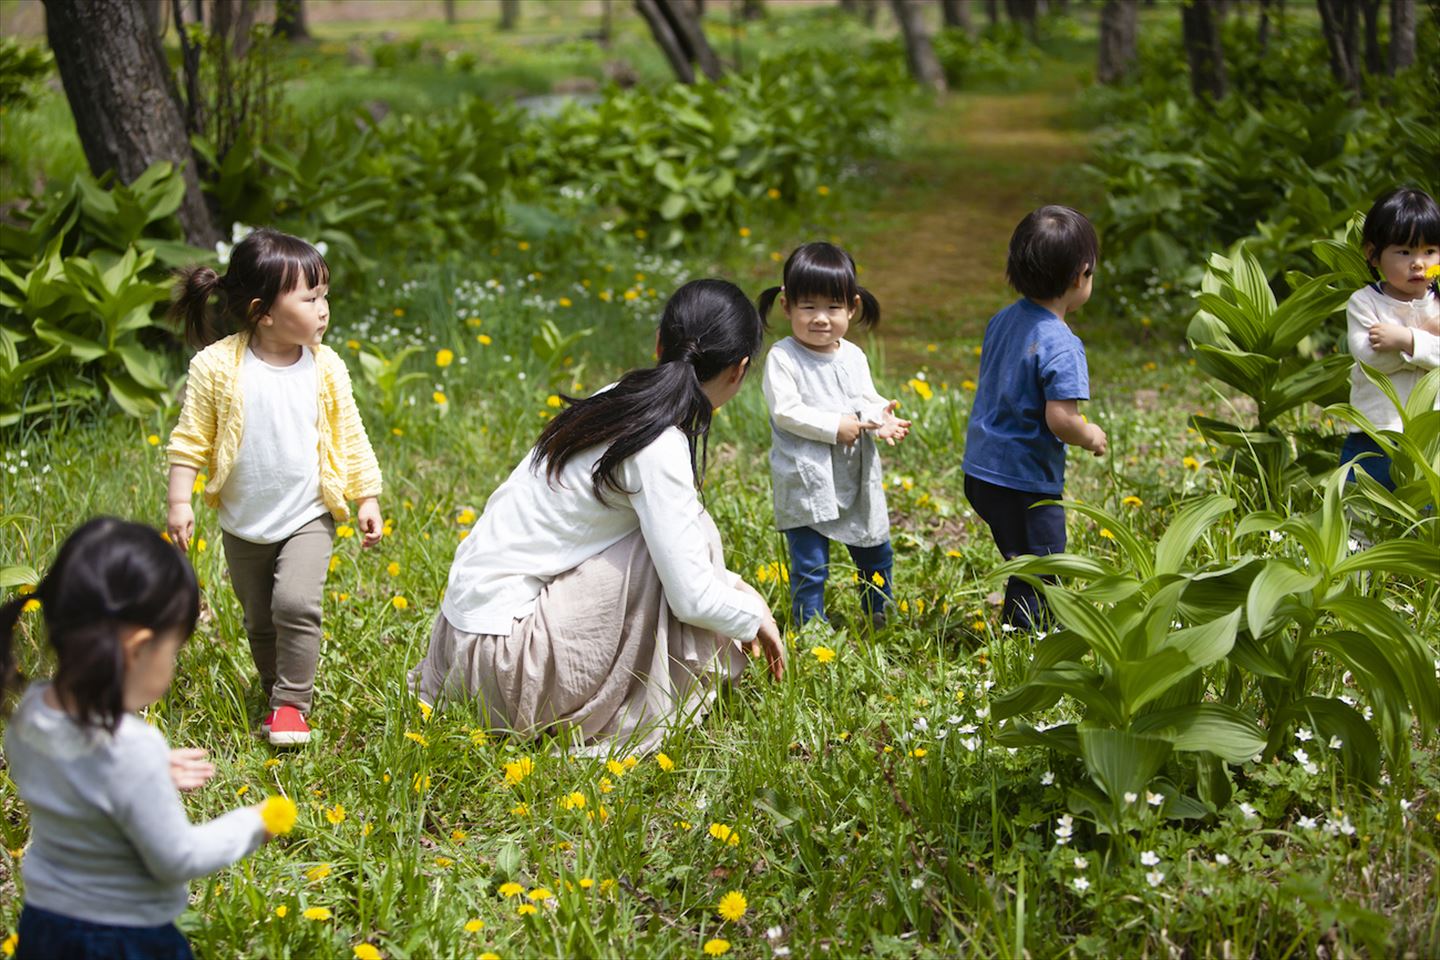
[357,497,384,547]
[169,748,216,791]
[747,615,786,681]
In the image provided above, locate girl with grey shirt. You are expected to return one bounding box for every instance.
[2,518,274,959]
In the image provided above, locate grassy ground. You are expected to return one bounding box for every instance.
[3,9,1439,959]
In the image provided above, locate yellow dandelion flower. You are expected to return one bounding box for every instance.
[517,904,538,916]
[599,777,614,793]
[259,795,298,834]
[303,906,332,921]
[275,905,289,918]
[362,823,374,836]
[336,524,355,538]
[717,890,747,921]
[622,755,639,770]
[0,937,12,959]
[264,758,281,769]
[623,289,639,301]
[392,596,409,611]
[546,395,562,408]
[393,307,405,317]
[606,759,627,777]
[656,752,675,772]
[325,804,346,825]
[738,227,751,238]
[910,748,927,758]
[436,349,455,368]
[704,938,731,956]
[561,791,587,810]
[1099,528,1115,540]
[147,434,160,446]
[634,228,648,240]
[479,954,501,960]
[412,773,431,792]
[451,829,468,841]
[510,802,530,816]
[906,378,933,401]
[470,729,488,746]
[961,379,977,391]
[306,863,332,882]
[498,881,525,898]
[558,297,573,308]
[579,877,595,889]
[404,731,429,747]
[811,645,836,664]
[433,391,448,406]
[599,878,617,893]
[456,507,477,525]
[528,887,554,901]
[708,823,740,846]
[870,571,885,587]
[1183,456,1200,470]
[354,945,382,960]
[386,561,401,577]
[503,756,534,786]
[518,240,531,251]
[767,187,781,199]
[1424,263,1440,280]
[435,856,454,868]
[235,784,249,797]
[1122,496,1143,507]
[465,919,485,933]
[817,185,831,196]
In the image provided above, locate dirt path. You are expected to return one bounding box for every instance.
[847,72,1095,377]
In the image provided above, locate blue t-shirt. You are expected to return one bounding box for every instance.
[963,298,1090,496]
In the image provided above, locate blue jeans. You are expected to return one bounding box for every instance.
[784,526,893,626]
[1340,432,1395,491]
[963,473,1068,630]
[16,905,193,960]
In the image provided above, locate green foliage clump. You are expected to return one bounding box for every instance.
[0,38,53,112]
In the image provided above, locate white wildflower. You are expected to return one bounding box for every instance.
[1072,876,1090,892]
[1329,736,1343,750]
[1146,791,1164,807]
[1297,815,1318,830]
[1041,771,1055,786]
[1123,792,1139,805]
[1214,853,1230,866]
[1295,727,1313,742]
[1140,850,1160,866]
[1073,856,1088,870]
[1146,870,1165,888]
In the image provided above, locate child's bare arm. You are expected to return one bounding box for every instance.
[1367,322,1415,354]
[1045,400,1107,456]
[166,465,199,551]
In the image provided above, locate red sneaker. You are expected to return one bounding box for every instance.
[260,710,276,735]
[268,705,311,746]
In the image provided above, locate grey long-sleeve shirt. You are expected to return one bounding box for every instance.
[5,683,267,926]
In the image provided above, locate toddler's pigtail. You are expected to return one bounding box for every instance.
[170,265,224,348]
[856,286,882,329]
[757,285,784,324]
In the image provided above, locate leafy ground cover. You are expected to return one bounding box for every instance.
[2,6,1439,958]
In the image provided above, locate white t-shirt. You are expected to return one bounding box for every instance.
[1345,284,1440,431]
[441,426,767,640]
[218,346,328,543]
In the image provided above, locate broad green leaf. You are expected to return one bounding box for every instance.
[994,721,1080,757]
[1078,726,1173,805]
[1275,697,1380,787]
[1245,559,1318,638]
[0,564,38,588]
[1132,702,1267,763]
[1331,540,1440,579]
[1045,500,1151,577]
[1154,496,1235,576]
[1037,585,1124,666]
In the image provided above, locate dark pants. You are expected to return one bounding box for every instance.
[1340,432,1395,491]
[783,526,893,626]
[17,905,192,960]
[963,474,1067,630]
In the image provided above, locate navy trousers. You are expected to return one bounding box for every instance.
[963,474,1067,631]
[783,526,893,626]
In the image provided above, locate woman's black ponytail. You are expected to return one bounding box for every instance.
[2,518,200,732]
[534,279,765,500]
[760,242,881,329]
[0,594,28,704]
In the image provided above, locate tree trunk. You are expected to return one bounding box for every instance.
[740,0,765,20]
[42,0,217,246]
[1180,0,1227,100]
[599,0,614,45]
[986,0,999,25]
[273,0,309,39]
[138,0,167,36]
[1315,0,1360,95]
[889,0,948,93]
[444,0,457,24]
[1389,0,1415,72]
[635,0,722,82]
[1005,0,1040,39]
[1359,0,1383,75]
[211,0,258,59]
[1097,0,1138,84]
[940,0,972,31]
[500,0,520,30]
[839,0,879,25]
[1258,0,1272,52]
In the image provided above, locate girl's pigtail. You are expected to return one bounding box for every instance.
[757,285,783,324]
[856,286,882,329]
[170,266,224,348]
[0,594,27,704]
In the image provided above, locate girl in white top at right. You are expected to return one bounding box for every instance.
[1341,186,1440,491]
[758,242,911,629]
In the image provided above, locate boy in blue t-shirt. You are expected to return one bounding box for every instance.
[963,205,1108,630]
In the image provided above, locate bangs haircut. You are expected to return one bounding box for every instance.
[1006,205,1099,302]
[759,241,881,328]
[1362,186,1440,254]
[784,242,862,306]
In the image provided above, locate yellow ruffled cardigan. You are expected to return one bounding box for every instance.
[167,332,382,520]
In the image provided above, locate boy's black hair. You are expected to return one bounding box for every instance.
[1005,206,1099,302]
[0,518,199,733]
[757,242,880,328]
[1361,186,1440,259]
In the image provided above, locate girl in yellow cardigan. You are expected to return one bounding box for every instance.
[165,228,383,746]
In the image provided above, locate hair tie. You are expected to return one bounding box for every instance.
[680,340,703,365]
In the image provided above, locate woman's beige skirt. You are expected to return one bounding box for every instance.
[409,524,749,756]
